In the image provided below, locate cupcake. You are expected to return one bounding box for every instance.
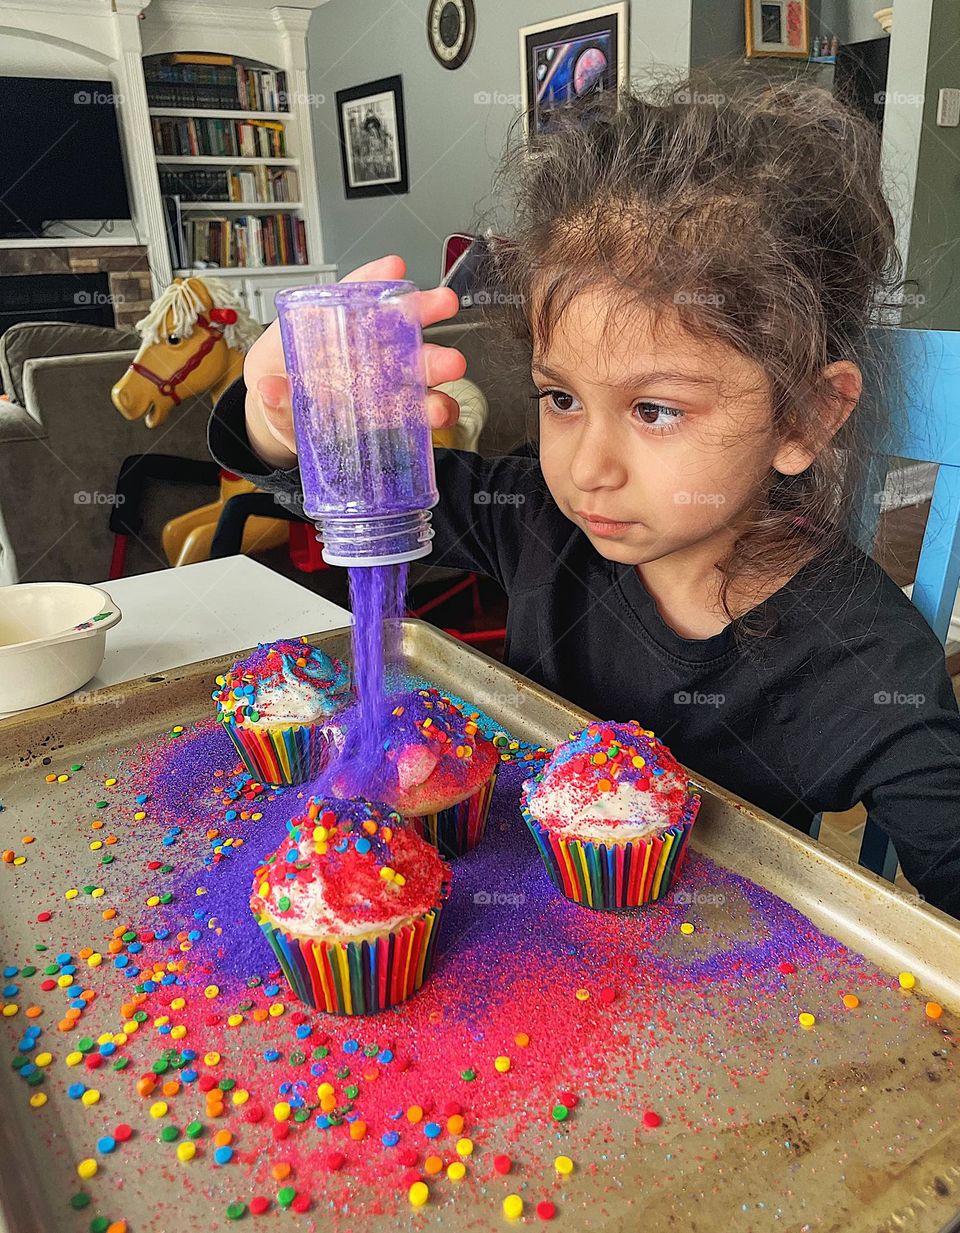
[250,796,450,1014]
[363,688,499,858]
[213,639,351,787]
[521,720,700,910]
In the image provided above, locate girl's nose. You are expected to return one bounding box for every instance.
[567,414,629,492]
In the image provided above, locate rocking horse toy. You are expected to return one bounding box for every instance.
[108,276,293,574]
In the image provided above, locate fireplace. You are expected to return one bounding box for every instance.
[0,245,153,345]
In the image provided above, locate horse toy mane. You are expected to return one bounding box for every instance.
[134,276,262,352]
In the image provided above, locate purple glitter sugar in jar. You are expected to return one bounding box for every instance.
[275,280,439,566]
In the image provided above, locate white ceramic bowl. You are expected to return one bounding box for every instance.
[0,582,122,712]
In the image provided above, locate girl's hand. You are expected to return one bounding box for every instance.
[243,254,466,469]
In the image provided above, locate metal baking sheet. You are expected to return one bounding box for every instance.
[1,618,959,1233]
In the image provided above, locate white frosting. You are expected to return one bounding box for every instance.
[528,772,688,843]
[259,877,418,942]
[243,678,337,728]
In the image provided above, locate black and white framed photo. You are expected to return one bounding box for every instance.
[335,75,409,199]
[519,3,628,137]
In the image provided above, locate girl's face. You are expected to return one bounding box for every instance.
[533,288,801,568]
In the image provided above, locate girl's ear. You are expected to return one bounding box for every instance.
[772,360,863,476]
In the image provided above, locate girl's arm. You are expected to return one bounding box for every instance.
[208,373,542,592]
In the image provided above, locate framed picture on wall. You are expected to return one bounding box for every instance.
[335,75,409,198]
[745,0,810,58]
[519,3,628,138]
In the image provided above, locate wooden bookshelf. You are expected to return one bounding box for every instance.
[144,52,311,275]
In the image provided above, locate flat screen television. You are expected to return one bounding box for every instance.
[0,76,132,239]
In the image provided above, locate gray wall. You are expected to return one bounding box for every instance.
[900,0,960,329]
[306,0,691,290]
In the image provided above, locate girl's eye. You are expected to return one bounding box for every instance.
[533,388,580,415]
[634,402,684,433]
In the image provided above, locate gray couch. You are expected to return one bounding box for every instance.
[0,312,533,587]
[0,321,216,586]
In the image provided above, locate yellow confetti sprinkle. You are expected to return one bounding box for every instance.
[898,972,916,990]
[29,1092,47,1108]
[408,1181,429,1207]
[494,1055,511,1073]
[503,1194,523,1219]
[149,1101,168,1119]
[679,922,695,935]
[76,1158,97,1179]
[176,1141,196,1163]
[798,1012,816,1029]
[555,1155,574,1176]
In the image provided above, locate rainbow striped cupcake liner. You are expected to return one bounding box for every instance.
[403,765,498,859]
[223,718,332,787]
[254,900,447,1015]
[520,794,700,910]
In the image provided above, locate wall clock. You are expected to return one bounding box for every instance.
[427,0,475,70]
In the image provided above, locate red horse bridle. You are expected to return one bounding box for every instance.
[131,306,238,406]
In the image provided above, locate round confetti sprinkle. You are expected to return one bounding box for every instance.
[225,1202,246,1220]
[503,1194,524,1219]
[554,1155,574,1175]
[642,1110,662,1128]
[898,972,916,990]
[76,1159,97,1180]
[493,1154,512,1174]
[408,1181,429,1208]
[798,1012,816,1028]
[842,994,860,1009]
[537,1200,557,1221]
[926,1001,943,1019]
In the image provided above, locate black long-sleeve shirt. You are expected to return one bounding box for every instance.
[209,375,960,918]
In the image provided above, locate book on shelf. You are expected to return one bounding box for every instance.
[161,193,187,269]
[151,116,288,159]
[144,59,289,113]
[157,166,300,204]
[183,214,308,269]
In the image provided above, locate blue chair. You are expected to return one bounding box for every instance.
[810,326,960,881]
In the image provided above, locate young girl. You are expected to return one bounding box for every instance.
[208,74,960,918]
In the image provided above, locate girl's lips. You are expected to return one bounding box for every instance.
[576,511,639,537]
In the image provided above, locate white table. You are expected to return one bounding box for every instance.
[87,556,351,689]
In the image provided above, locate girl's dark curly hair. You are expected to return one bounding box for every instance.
[475,67,905,634]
